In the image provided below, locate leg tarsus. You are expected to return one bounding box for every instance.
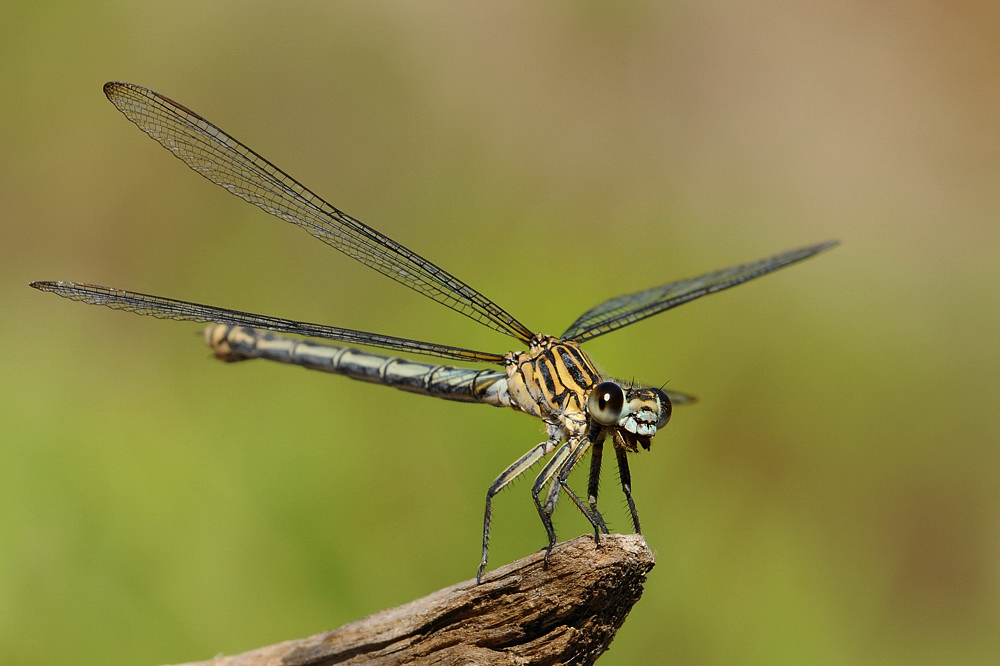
[561,481,608,539]
[477,494,493,583]
[614,443,642,534]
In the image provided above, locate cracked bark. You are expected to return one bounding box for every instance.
[168,533,655,666]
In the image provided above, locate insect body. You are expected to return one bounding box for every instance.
[32,82,837,582]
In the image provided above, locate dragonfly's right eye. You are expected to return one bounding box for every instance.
[587,381,626,426]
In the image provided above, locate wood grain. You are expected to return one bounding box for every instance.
[169,533,655,666]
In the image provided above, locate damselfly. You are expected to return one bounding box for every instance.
[32,82,837,581]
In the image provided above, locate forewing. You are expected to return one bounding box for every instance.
[103,82,534,343]
[562,241,838,343]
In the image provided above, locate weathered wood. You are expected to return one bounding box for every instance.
[169,533,655,666]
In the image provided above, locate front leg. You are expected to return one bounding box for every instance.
[614,440,641,534]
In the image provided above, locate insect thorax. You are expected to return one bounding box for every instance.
[504,334,600,430]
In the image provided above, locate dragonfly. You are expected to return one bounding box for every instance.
[32,82,837,582]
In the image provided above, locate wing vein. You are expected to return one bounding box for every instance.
[30,281,505,365]
[563,241,838,342]
[103,81,534,343]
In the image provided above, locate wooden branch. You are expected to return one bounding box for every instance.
[169,533,655,666]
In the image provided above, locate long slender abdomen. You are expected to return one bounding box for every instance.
[205,324,510,406]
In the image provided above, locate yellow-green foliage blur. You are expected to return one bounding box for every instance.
[3,2,998,664]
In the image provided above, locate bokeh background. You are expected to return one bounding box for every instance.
[3,1,999,664]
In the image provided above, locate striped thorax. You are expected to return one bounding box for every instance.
[504,334,596,429]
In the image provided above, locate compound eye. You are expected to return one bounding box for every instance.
[587,381,626,426]
[654,388,673,429]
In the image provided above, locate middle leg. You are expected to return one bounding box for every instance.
[531,441,574,562]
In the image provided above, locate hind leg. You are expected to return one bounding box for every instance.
[478,431,560,582]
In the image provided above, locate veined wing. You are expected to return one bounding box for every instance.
[103,82,534,344]
[562,241,838,343]
[30,281,506,365]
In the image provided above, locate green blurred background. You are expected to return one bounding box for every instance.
[3,1,998,664]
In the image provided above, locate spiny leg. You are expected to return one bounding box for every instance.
[531,441,575,563]
[614,437,641,533]
[587,435,605,528]
[478,432,560,582]
[560,483,609,538]
[536,437,608,563]
[553,437,609,546]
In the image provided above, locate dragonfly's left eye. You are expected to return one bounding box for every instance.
[588,381,626,425]
[654,388,672,429]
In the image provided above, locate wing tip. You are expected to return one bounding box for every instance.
[804,239,840,258]
[103,80,139,102]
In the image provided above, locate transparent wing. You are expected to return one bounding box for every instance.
[562,241,838,343]
[30,281,506,365]
[663,390,697,406]
[103,82,534,344]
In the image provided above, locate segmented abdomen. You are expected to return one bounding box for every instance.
[205,324,510,406]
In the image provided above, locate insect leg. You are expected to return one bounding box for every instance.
[553,437,608,547]
[587,434,605,525]
[531,440,574,563]
[614,434,641,533]
[478,431,560,583]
